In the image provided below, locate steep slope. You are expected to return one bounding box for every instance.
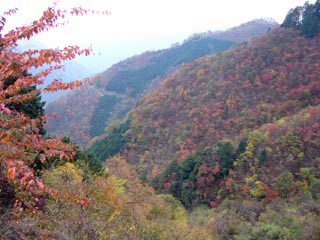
[108,28,319,174]
[88,5,320,238]
[204,105,320,240]
[45,38,234,146]
[45,19,278,147]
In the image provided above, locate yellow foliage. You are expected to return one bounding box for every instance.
[304,112,311,119]
[160,194,188,223]
[248,130,265,146]
[40,157,214,239]
[43,162,83,188]
[91,175,125,205]
[41,162,128,239]
[277,118,285,125]
[250,181,265,198]
[245,174,258,184]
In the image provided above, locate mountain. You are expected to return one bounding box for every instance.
[3,2,320,238]
[51,3,320,238]
[75,32,194,73]
[188,18,278,43]
[88,25,320,210]
[45,19,278,147]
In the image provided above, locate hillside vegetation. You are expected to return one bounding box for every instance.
[3,1,320,239]
[45,19,278,147]
[95,27,320,174]
[89,24,320,238]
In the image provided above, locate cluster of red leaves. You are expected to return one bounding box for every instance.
[0,3,107,215]
[263,184,279,203]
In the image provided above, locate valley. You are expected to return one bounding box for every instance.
[1,1,320,239]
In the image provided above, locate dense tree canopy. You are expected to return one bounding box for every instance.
[1,2,320,239]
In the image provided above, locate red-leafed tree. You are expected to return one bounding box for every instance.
[0,4,108,216]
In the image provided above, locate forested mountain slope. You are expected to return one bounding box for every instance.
[89,26,320,214]
[3,1,320,239]
[104,28,319,173]
[45,19,278,147]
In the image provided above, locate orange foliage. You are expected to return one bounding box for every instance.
[242,184,250,196]
[263,184,279,203]
[0,3,108,215]
[225,177,234,191]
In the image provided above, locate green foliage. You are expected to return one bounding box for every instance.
[216,141,236,178]
[281,0,320,38]
[236,138,247,156]
[163,160,180,181]
[212,197,320,240]
[4,72,46,135]
[176,145,209,207]
[180,147,205,181]
[252,222,298,240]
[151,144,214,208]
[299,167,313,180]
[274,171,294,198]
[160,194,187,222]
[180,185,196,209]
[301,2,320,37]
[258,148,267,165]
[89,94,118,137]
[88,119,131,161]
[74,151,103,177]
[278,132,304,162]
[281,6,304,29]
[152,142,239,208]
[160,160,181,198]
[310,178,320,199]
[4,72,45,119]
[105,38,234,98]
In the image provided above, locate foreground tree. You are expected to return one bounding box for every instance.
[0,4,108,216]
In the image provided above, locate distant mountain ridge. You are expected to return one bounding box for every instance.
[17,39,93,104]
[187,18,278,43]
[45,19,279,147]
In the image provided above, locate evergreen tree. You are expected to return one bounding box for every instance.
[282,1,320,38]
[236,138,247,156]
[281,7,304,28]
[315,0,320,19]
[301,2,320,37]
[3,72,46,135]
[216,142,235,178]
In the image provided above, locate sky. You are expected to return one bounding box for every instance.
[1,0,316,72]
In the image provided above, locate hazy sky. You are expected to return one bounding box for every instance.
[1,0,315,72]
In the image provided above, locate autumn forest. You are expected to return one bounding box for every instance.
[1,1,320,240]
